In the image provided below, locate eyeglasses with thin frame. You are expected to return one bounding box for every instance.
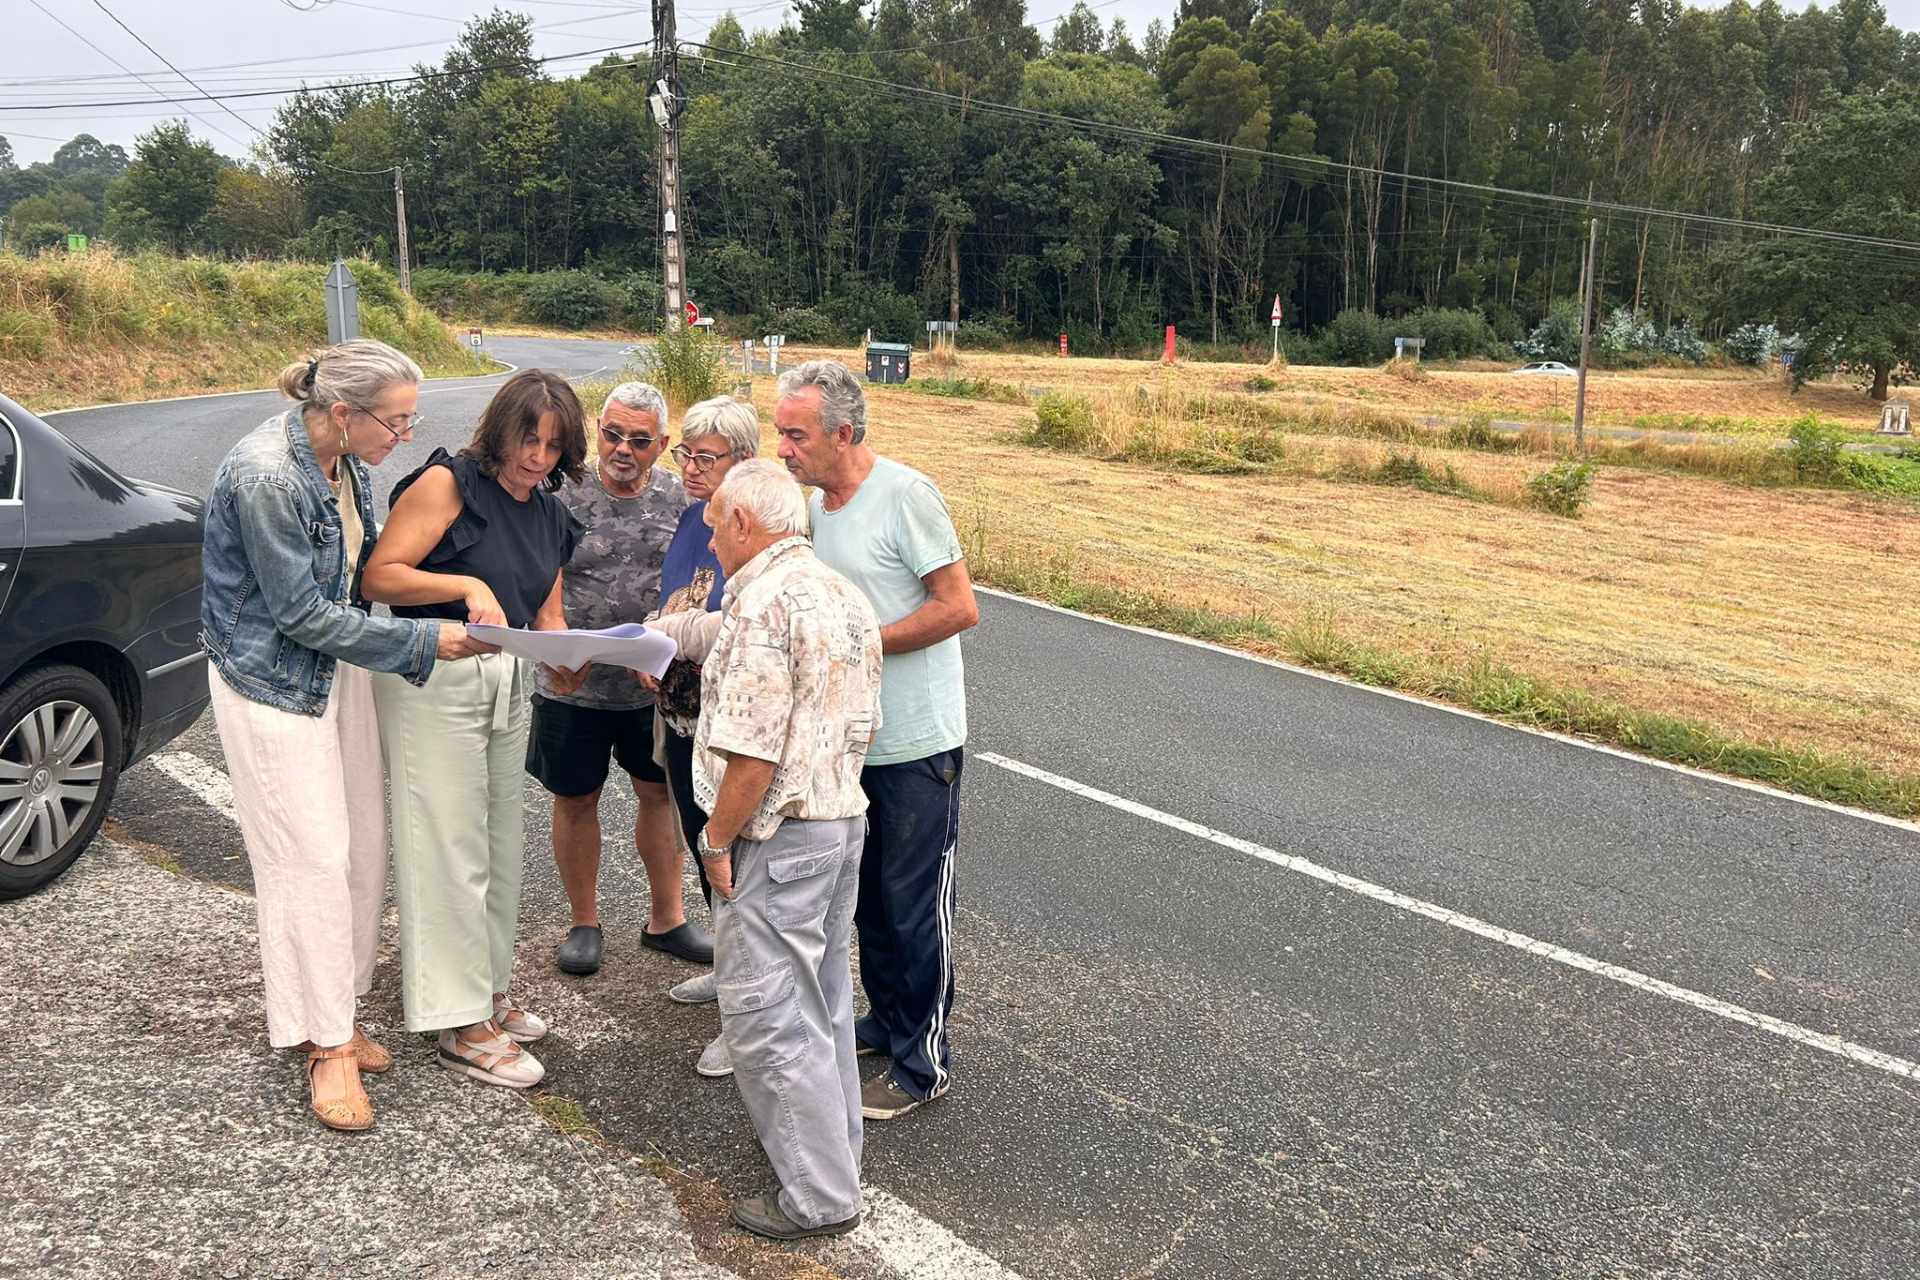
[670,443,731,472]
[599,424,658,452]
[356,405,423,441]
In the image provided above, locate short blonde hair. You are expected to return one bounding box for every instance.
[711,457,809,537]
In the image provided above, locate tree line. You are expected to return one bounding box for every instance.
[4,1,1917,388]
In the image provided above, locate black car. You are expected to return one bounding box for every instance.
[0,392,209,898]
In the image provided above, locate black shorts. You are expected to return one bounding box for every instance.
[526,695,667,797]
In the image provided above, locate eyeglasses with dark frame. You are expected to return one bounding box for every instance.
[669,443,731,472]
[599,424,659,452]
[355,405,423,442]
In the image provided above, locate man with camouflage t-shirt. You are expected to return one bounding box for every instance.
[526,382,710,977]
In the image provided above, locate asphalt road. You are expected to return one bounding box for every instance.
[42,335,1920,1279]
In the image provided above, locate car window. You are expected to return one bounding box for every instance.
[0,415,17,501]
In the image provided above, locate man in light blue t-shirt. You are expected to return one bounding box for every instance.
[775,360,980,1121]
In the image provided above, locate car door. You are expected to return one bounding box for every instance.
[0,409,24,619]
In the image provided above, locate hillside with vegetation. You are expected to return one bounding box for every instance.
[0,251,485,411]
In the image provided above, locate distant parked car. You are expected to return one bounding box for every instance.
[1513,361,1577,377]
[0,392,209,899]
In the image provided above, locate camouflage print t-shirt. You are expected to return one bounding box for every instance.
[539,465,690,710]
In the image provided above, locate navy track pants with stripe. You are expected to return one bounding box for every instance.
[854,747,962,1101]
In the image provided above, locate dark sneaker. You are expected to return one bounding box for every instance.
[556,925,603,976]
[730,1193,861,1241]
[861,1074,934,1120]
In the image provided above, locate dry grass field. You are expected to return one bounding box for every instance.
[724,350,1919,809]
[773,343,1890,438]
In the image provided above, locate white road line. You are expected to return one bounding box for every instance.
[139,747,1030,1277]
[147,751,237,823]
[977,750,1920,1086]
[976,586,1920,836]
[836,1187,1027,1280]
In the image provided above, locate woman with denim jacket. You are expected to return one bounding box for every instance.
[202,338,485,1132]
[363,369,588,1092]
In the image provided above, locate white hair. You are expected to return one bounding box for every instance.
[680,396,760,458]
[712,457,809,537]
[776,359,867,445]
[600,380,668,428]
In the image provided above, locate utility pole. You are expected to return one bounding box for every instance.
[1572,216,1598,453]
[392,166,412,296]
[652,0,686,328]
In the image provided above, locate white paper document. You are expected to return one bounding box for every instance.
[465,623,679,678]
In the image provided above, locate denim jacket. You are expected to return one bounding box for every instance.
[202,411,437,715]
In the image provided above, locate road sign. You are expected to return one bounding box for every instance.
[1270,294,1283,326]
[692,317,715,329]
[325,260,360,345]
[685,300,700,326]
[468,327,482,349]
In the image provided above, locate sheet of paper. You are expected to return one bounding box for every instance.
[465,622,679,678]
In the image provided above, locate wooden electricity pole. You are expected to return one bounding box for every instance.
[392,166,412,296]
[653,0,686,326]
[1572,216,1598,452]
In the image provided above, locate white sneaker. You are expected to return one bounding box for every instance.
[439,1025,546,1089]
[493,992,548,1044]
[669,972,718,1005]
[695,1033,732,1078]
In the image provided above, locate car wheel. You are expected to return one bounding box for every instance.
[0,663,124,900]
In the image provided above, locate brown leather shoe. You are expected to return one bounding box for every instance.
[296,1025,392,1075]
[307,1043,373,1132]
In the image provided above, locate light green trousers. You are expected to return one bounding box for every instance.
[372,651,530,1033]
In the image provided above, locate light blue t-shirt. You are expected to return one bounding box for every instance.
[810,456,967,767]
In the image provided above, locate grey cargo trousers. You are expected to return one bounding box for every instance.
[715,814,866,1227]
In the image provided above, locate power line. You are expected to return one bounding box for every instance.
[88,0,266,142]
[683,42,1920,258]
[23,0,251,149]
[0,39,650,113]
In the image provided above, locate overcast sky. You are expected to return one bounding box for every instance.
[5,0,1914,167]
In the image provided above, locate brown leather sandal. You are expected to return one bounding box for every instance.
[295,1025,393,1075]
[307,1044,373,1132]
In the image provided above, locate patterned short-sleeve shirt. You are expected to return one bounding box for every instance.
[693,536,884,842]
[541,465,690,710]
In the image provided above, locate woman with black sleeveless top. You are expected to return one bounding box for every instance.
[363,370,588,1090]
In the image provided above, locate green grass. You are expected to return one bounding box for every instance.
[882,376,1028,404]
[965,534,1920,820]
[528,1093,601,1141]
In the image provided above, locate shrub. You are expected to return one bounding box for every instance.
[523,271,620,329]
[631,320,730,410]
[765,306,839,344]
[1596,307,1657,360]
[1245,373,1278,392]
[1399,307,1500,360]
[1027,393,1101,451]
[1724,322,1780,366]
[820,281,918,343]
[1516,299,1581,362]
[1786,414,1844,482]
[1383,356,1429,382]
[1327,308,1391,364]
[1659,320,1708,364]
[1526,460,1595,516]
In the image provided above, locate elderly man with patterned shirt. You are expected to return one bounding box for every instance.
[690,458,883,1241]
[526,381,711,977]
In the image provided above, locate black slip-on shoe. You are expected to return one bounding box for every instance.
[642,920,715,964]
[556,925,603,976]
[730,1194,861,1240]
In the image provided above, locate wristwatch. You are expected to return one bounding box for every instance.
[696,829,733,861]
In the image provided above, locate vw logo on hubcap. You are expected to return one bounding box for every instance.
[29,768,50,796]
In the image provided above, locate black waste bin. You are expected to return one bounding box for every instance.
[866,342,912,384]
